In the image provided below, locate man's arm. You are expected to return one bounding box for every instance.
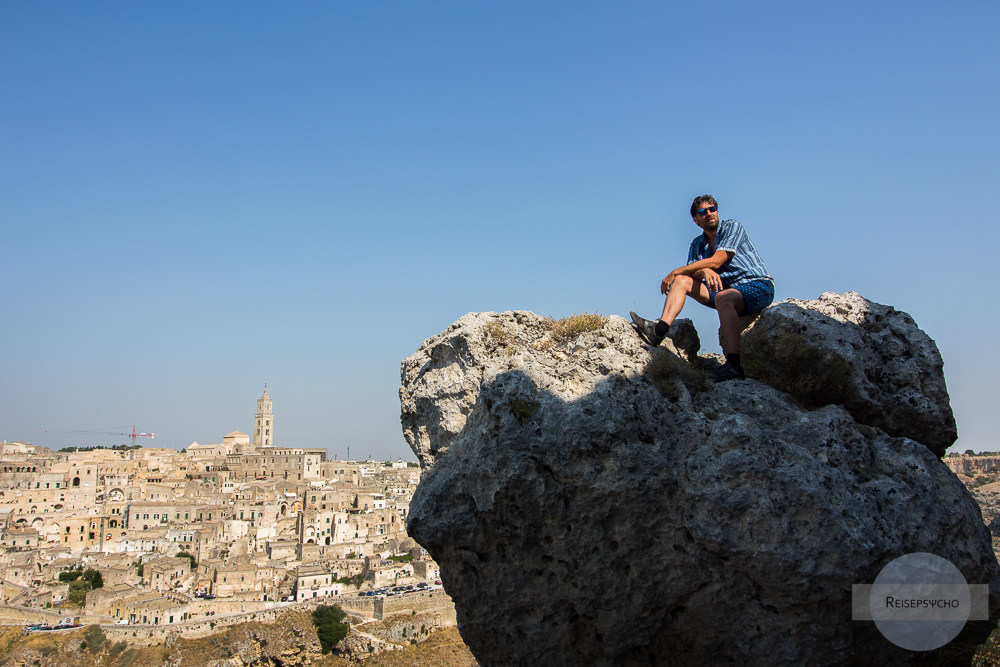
[661,250,733,294]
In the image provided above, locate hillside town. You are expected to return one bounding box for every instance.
[946,451,1000,563]
[0,389,450,644]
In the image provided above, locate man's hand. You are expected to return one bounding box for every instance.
[696,268,723,292]
[660,271,680,295]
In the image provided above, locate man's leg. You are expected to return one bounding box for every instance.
[659,275,712,326]
[714,289,748,354]
[632,276,713,348]
[709,289,748,382]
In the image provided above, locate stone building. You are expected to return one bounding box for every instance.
[253,387,273,447]
[112,592,191,625]
[294,564,346,601]
[143,555,192,592]
[212,561,266,598]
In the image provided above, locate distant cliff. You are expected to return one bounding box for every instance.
[400,292,997,666]
[947,455,1000,478]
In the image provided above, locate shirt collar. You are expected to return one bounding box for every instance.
[698,218,729,245]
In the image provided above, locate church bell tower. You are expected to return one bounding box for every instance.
[254,385,273,447]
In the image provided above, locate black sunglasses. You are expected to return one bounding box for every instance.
[696,206,718,216]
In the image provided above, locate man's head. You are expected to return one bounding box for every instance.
[690,194,719,231]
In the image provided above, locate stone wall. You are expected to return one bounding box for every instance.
[381,590,454,616]
[333,596,378,616]
[0,605,62,624]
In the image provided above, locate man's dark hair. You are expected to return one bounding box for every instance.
[690,194,718,218]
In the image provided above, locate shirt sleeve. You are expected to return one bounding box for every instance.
[714,220,746,254]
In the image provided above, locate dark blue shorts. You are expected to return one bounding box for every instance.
[708,279,774,315]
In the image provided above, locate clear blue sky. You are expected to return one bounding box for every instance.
[2,2,998,459]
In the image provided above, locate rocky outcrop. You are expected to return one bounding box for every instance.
[741,291,957,456]
[399,295,998,666]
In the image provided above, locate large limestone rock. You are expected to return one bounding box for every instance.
[741,291,957,456]
[399,296,998,666]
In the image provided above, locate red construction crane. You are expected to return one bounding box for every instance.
[44,425,155,447]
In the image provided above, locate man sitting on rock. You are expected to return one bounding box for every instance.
[631,194,774,382]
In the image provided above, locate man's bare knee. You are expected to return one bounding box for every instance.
[715,289,743,308]
[672,274,695,292]
[715,290,745,312]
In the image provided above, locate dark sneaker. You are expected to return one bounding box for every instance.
[629,311,664,346]
[708,362,745,382]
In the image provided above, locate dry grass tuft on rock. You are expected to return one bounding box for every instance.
[548,312,606,342]
[483,321,515,355]
[645,348,708,396]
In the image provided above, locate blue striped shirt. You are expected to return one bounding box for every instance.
[687,218,772,288]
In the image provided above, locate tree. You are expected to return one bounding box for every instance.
[68,579,91,605]
[312,605,348,654]
[82,568,103,589]
[58,570,83,583]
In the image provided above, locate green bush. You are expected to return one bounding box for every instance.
[68,579,92,605]
[83,568,103,589]
[84,624,105,653]
[312,605,348,654]
[335,573,364,587]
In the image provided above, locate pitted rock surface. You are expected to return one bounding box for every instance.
[741,291,957,456]
[400,295,996,666]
